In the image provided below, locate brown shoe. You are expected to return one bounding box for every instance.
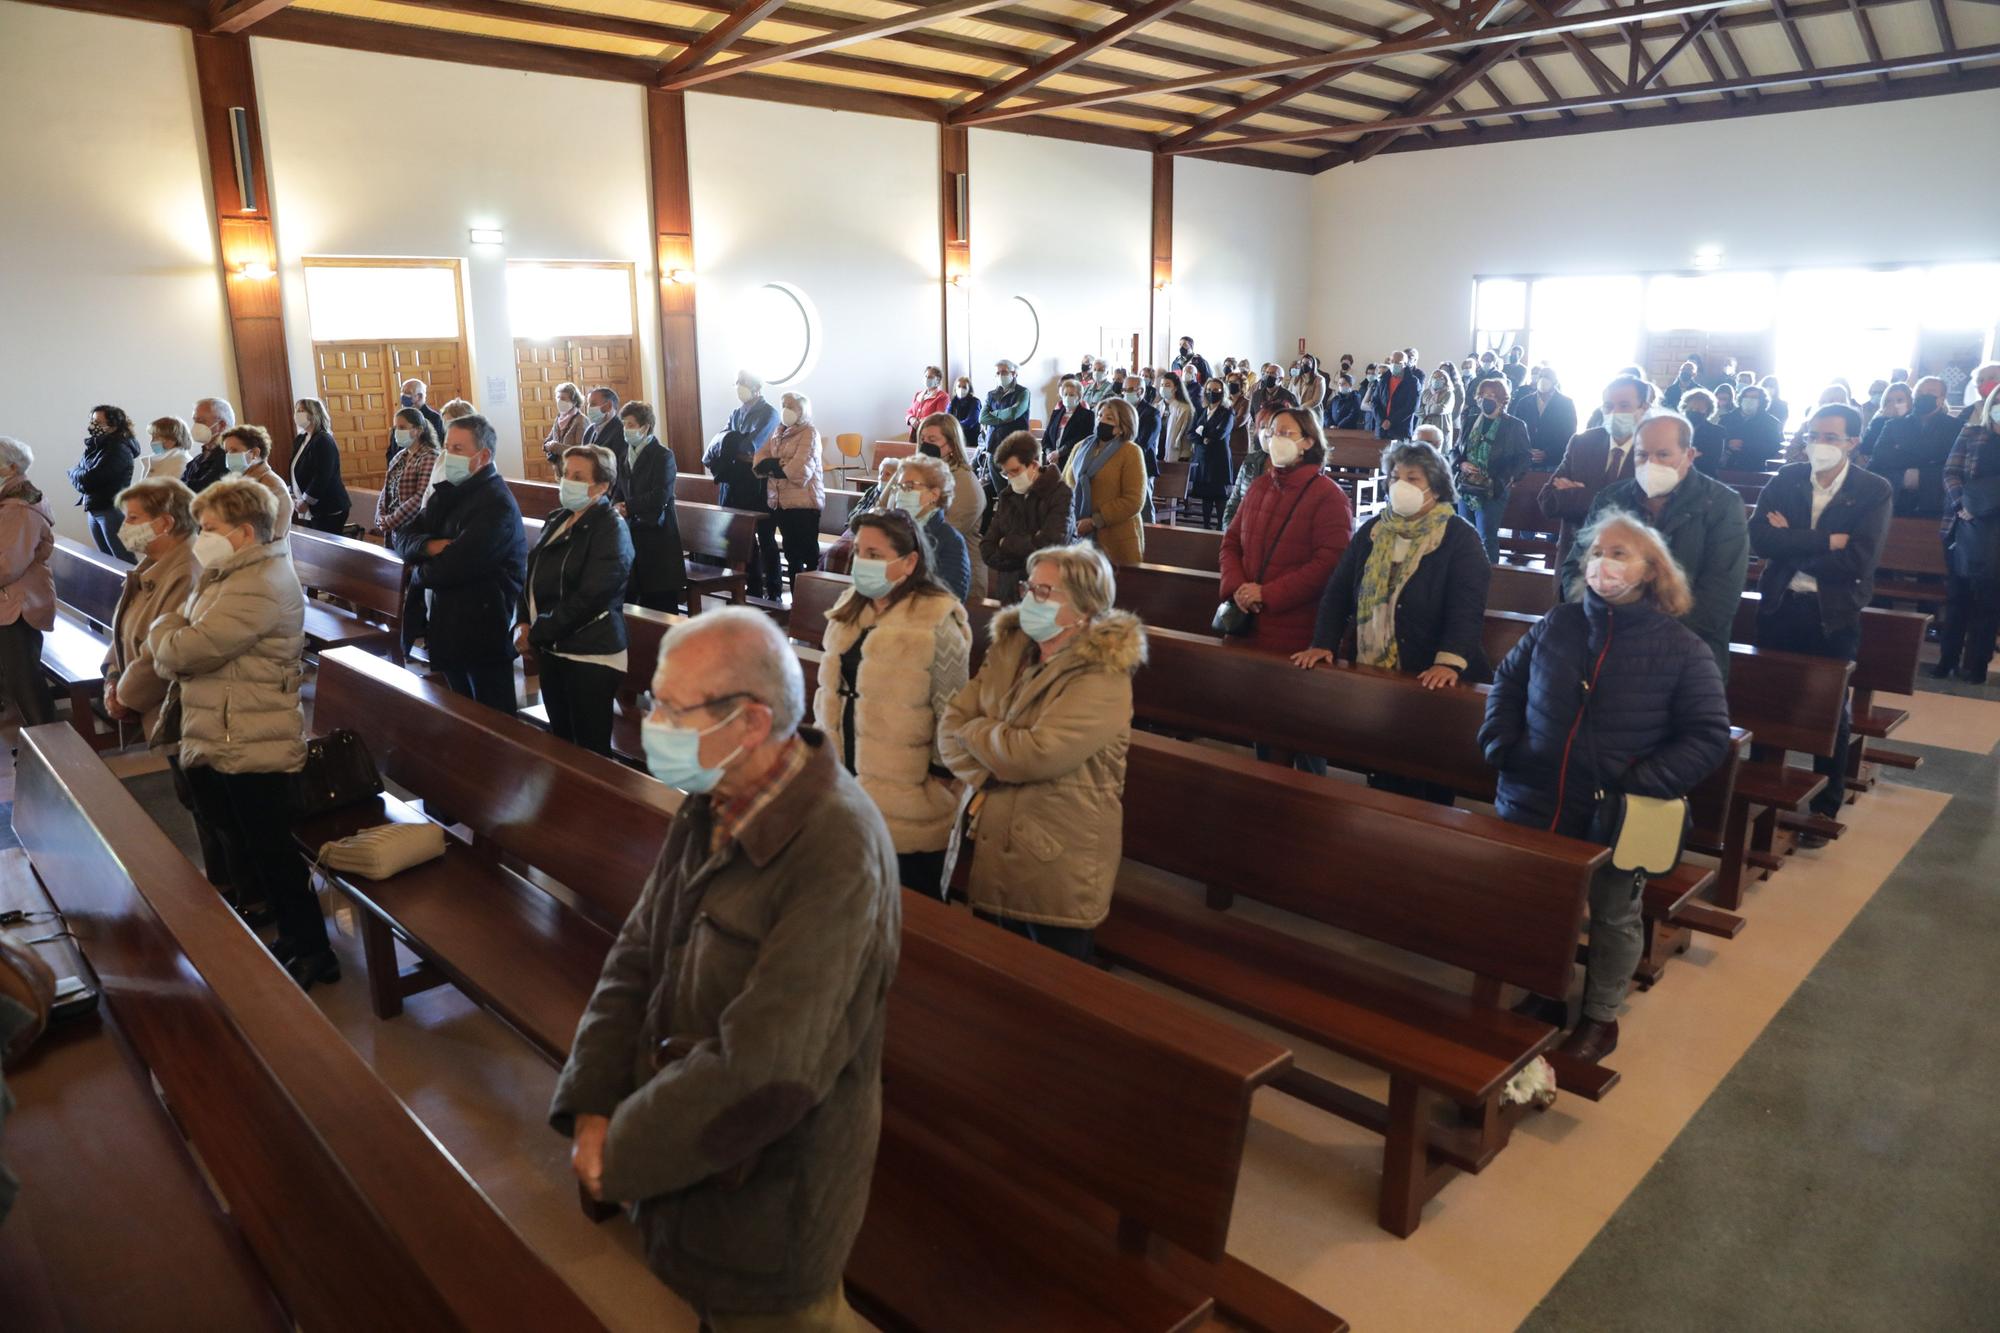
[0,932,57,1063]
[1559,1018,1619,1064]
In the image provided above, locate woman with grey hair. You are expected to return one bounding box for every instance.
[0,437,57,727]
[891,453,972,601]
[753,389,825,597]
[941,542,1146,960]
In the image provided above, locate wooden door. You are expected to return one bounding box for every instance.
[314,342,395,488]
[515,336,640,480]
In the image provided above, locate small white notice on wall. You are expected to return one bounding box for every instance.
[485,374,509,405]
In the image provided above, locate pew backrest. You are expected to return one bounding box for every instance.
[12,723,605,1332]
[789,572,997,669]
[678,500,761,568]
[506,476,558,515]
[1489,562,1559,616]
[1141,523,1222,572]
[50,536,127,627]
[289,528,407,623]
[312,647,675,924]
[1114,562,1224,638]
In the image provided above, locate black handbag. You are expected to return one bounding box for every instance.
[289,728,385,818]
[1213,472,1315,637]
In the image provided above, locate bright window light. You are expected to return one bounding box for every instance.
[734,281,818,386]
[1530,275,1644,401]
[1775,268,1918,406]
[303,263,460,342]
[1646,272,1776,333]
[1476,278,1527,334]
[506,263,635,340]
[1918,262,2000,329]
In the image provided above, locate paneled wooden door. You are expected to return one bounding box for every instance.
[314,338,466,487]
[516,336,639,480]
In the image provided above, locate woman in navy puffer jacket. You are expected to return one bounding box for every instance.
[1479,510,1731,1063]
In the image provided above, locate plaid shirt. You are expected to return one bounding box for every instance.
[707,735,807,856]
[377,439,439,538]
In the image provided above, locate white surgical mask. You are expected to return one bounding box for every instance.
[1388,479,1427,517]
[1267,436,1302,468]
[1585,556,1638,601]
[393,427,414,448]
[780,407,800,427]
[119,520,160,556]
[558,478,593,511]
[1635,460,1681,498]
[1807,442,1846,472]
[191,530,236,567]
[1007,469,1035,495]
[190,421,213,445]
[955,384,971,397]
[735,383,755,404]
[1061,393,1080,408]
[1605,410,1639,440]
[294,412,312,432]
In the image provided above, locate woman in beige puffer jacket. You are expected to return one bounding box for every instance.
[814,509,970,898]
[941,542,1146,958]
[146,479,334,989]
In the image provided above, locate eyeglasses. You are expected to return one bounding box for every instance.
[1024,581,1061,604]
[1804,431,1850,445]
[636,690,753,726]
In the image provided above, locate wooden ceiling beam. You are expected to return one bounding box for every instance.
[1635,11,1717,89]
[1515,53,1579,120]
[950,0,1740,127]
[948,0,1199,122]
[1926,0,1958,51]
[658,0,1025,89]
[1186,40,2000,152]
[1767,0,1823,91]
[655,0,790,86]
[208,0,293,33]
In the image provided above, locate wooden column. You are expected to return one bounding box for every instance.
[1148,152,1173,371]
[191,32,295,471]
[939,125,970,380]
[646,89,704,478]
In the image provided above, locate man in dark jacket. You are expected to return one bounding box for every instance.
[584,386,629,502]
[1042,378,1094,464]
[70,405,140,561]
[1371,351,1423,441]
[1563,412,1751,681]
[1539,374,1651,566]
[1171,336,1212,384]
[1870,375,1961,517]
[1325,375,1364,431]
[981,432,1074,602]
[1749,404,1892,837]
[552,609,897,1330]
[619,402,687,614]
[1722,384,1784,471]
[395,414,527,714]
[1513,369,1577,468]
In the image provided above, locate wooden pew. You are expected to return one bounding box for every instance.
[672,472,717,506]
[12,722,606,1331]
[676,499,761,610]
[1489,561,1560,614]
[301,649,1342,1331]
[1153,460,1191,524]
[1114,562,1227,638]
[1103,731,1600,1236]
[1143,522,1223,572]
[872,439,914,466]
[1321,436,1382,513]
[344,485,381,537]
[1873,514,1948,608]
[287,528,409,660]
[1495,470,1558,565]
[42,538,126,751]
[783,570,998,657]
[506,475,559,515]
[1130,628,1746,980]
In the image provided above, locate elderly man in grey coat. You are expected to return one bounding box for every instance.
[551,607,900,1331]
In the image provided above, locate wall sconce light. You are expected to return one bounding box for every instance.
[1154,280,1172,293]
[469,227,505,246]
[948,273,965,289]
[235,260,275,280]
[666,267,695,285]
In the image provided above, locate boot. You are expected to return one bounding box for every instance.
[1559,1018,1619,1063]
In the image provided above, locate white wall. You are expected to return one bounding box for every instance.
[253,38,659,476]
[0,1,236,543]
[684,94,938,451]
[1173,155,1312,373]
[1307,87,2000,375]
[968,130,1151,418]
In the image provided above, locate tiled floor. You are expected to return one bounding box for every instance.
[10,668,1996,1331]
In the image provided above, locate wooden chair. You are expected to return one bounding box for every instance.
[832,431,864,487]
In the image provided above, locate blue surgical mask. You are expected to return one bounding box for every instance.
[442,452,472,484]
[640,705,743,793]
[624,427,646,447]
[400,394,415,408]
[224,451,250,474]
[1018,596,1065,643]
[852,556,898,599]
[558,478,593,512]
[587,406,606,425]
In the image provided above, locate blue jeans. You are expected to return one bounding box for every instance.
[89,508,134,563]
[1254,742,1329,776]
[1461,499,1504,562]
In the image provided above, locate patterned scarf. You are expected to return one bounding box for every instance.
[1354,503,1452,670]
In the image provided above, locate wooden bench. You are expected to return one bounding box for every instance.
[1874,514,1948,609]
[1321,438,1383,513]
[872,439,915,467]
[676,499,762,611]
[1495,470,1558,565]
[302,648,1342,1331]
[283,528,408,659]
[345,485,381,537]
[43,538,127,750]
[1143,522,1223,572]
[1489,561,1559,614]
[1103,731,1601,1236]
[1131,628,1745,983]
[13,722,606,1330]
[1114,562,1227,638]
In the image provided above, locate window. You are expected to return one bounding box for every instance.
[303,261,461,341]
[1473,278,1527,355]
[1775,268,1919,407]
[1530,275,1643,402]
[506,262,635,339]
[1918,262,2000,330]
[1001,294,1041,366]
[734,281,818,386]
[1646,272,1776,333]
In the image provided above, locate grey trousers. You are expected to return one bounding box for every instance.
[1583,863,1646,1023]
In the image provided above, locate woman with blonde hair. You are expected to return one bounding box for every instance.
[915,411,988,597]
[1061,396,1147,566]
[1479,510,1730,1062]
[941,542,1146,959]
[541,381,586,471]
[147,478,332,989]
[289,396,350,533]
[753,388,825,597]
[146,417,197,481]
[814,507,971,897]
[219,425,294,543]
